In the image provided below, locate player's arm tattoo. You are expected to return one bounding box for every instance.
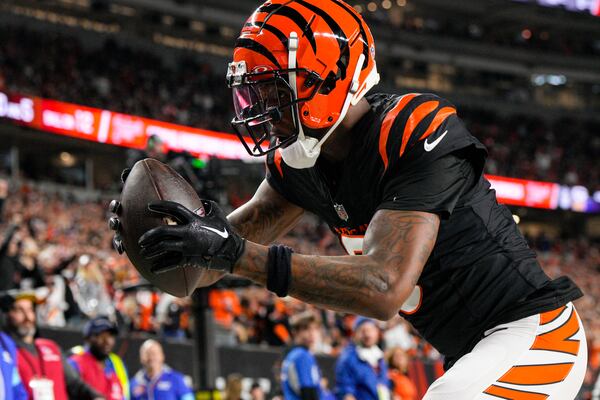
[234,210,440,320]
[228,179,304,245]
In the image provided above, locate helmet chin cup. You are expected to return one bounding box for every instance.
[281,54,366,170]
[280,136,320,169]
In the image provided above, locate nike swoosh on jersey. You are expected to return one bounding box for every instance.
[424,130,448,152]
[200,226,229,239]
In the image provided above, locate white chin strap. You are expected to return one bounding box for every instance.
[281,32,366,169]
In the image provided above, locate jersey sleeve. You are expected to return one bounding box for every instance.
[293,352,320,389]
[377,93,487,218]
[12,366,28,400]
[173,372,194,400]
[334,355,357,397]
[128,378,139,400]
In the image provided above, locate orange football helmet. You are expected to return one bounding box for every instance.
[227,0,380,166]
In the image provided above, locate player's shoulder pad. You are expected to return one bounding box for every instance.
[378,93,460,170]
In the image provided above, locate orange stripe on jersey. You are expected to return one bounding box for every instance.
[399,100,439,157]
[531,307,581,356]
[419,107,456,141]
[497,362,574,386]
[273,149,284,178]
[539,305,567,325]
[484,384,549,400]
[379,93,418,171]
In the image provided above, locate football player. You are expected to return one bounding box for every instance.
[109,0,587,398]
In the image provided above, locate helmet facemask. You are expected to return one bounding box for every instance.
[227,60,323,157]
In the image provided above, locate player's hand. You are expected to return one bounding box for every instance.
[138,200,245,274]
[107,168,130,255]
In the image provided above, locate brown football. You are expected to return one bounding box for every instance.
[118,158,224,297]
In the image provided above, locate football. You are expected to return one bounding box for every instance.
[118,158,225,297]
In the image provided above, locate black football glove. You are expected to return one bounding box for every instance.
[107,168,130,255]
[138,200,245,274]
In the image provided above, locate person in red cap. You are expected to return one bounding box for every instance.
[1,291,103,400]
[69,316,130,400]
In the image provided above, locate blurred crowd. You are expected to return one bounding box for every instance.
[0,28,232,133]
[467,111,600,190]
[0,176,598,398]
[363,9,600,59]
[1,27,599,188]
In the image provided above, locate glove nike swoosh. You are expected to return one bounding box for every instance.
[200,226,229,239]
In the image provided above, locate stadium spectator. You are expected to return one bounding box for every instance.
[0,223,19,291]
[130,339,194,400]
[335,318,390,400]
[281,311,325,400]
[135,289,161,334]
[383,317,415,353]
[69,316,129,400]
[385,347,417,400]
[155,294,190,340]
[223,373,243,400]
[35,251,81,327]
[1,291,103,399]
[0,330,28,400]
[249,382,266,400]
[209,288,242,330]
[73,255,115,319]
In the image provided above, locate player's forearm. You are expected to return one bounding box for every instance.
[234,242,405,319]
[227,180,304,245]
[233,211,439,319]
[228,203,293,245]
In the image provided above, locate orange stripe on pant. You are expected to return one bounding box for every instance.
[483,305,581,399]
[531,307,580,356]
[484,384,549,400]
[497,362,574,386]
[539,305,566,325]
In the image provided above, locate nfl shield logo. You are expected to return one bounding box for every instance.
[334,204,349,222]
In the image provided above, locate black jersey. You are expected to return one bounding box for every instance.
[266,93,582,367]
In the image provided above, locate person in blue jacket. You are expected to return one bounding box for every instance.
[0,331,28,400]
[130,339,193,400]
[281,311,325,400]
[335,317,391,400]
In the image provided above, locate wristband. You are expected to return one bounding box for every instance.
[266,245,293,297]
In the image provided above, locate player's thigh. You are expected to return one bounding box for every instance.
[423,302,587,400]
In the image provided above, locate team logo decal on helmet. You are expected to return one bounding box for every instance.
[227,0,380,168]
